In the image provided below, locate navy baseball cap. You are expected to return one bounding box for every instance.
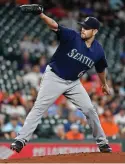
[78,17,100,30]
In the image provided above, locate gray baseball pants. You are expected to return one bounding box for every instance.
[16,65,108,145]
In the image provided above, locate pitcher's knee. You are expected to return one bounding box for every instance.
[82,105,97,117]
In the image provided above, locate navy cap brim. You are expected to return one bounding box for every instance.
[77,22,92,30]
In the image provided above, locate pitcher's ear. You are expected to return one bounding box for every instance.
[93,29,98,36]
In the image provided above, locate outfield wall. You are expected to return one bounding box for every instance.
[0,139,124,159]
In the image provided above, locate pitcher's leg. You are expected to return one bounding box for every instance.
[15,69,67,142]
[10,66,69,153]
[65,80,108,145]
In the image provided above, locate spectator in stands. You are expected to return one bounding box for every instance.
[1,97,26,117]
[48,104,59,117]
[47,40,58,58]
[58,99,72,119]
[18,115,25,126]
[59,11,78,31]
[109,100,120,114]
[47,3,67,18]
[0,92,10,104]
[23,65,42,88]
[19,51,32,72]
[29,87,37,102]
[20,35,32,53]
[96,97,107,115]
[114,108,125,130]
[66,124,84,140]
[25,99,34,114]
[9,131,17,139]
[79,1,94,17]
[100,108,119,138]
[10,98,26,116]
[64,112,78,132]
[1,115,22,139]
[31,37,45,54]
[9,91,26,106]
[54,124,65,140]
[91,92,98,105]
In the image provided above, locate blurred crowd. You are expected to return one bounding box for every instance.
[0,0,125,141]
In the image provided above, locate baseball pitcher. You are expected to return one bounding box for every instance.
[10,4,112,153]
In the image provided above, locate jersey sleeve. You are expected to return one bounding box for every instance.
[53,25,77,42]
[95,52,108,73]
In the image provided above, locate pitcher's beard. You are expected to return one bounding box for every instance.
[81,33,92,41]
[83,36,92,41]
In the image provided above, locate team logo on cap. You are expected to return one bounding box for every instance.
[85,17,89,22]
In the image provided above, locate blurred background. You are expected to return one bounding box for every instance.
[0,0,125,158]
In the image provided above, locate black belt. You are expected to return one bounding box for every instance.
[51,68,57,74]
[50,67,63,79]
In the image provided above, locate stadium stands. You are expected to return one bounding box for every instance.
[0,1,125,140]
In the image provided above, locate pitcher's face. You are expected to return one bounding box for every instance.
[80,27,94,40]
[81,27,98,40]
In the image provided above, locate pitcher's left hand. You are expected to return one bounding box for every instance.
[101,84,111,95]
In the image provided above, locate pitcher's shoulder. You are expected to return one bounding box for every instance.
[95,40,104,48]
[95,40,105,52]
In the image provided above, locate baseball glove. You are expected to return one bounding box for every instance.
[20,4,43,15]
